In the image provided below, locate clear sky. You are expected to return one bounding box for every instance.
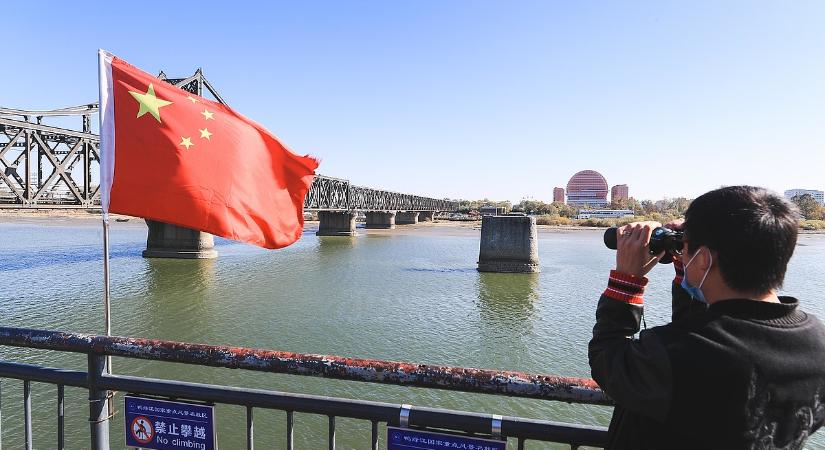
[4,1,824,202]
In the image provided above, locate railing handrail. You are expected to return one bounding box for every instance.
[0,360,609,447]
[0,327,610,405]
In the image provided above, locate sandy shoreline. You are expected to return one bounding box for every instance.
[0,210,604,234]
[1,209,822,234]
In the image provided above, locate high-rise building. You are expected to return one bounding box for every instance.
[553,187,565,203]
[611,184,629,203]
[566,170,609,207]
[785,189,824,205]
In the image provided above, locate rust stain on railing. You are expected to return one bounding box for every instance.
[0,327,611,405]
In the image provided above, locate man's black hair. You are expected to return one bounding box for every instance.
[683,186,799,295]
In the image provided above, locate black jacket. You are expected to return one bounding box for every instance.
[589,274,825,449]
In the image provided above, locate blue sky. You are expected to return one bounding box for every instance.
[4,1,824,202]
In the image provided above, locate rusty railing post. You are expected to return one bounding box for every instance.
[87,354,110,450]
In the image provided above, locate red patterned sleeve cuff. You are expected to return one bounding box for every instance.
[673,258,685,285]
[603,270,648,305]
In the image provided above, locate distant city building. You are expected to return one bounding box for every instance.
[785,189,824,205]
[576,209,634,220]
[553,187,565,203]
[566,170,609,207]
[479,206,507,216]
[611,184,629,203]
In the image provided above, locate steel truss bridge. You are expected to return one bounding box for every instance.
[0,70,456,213]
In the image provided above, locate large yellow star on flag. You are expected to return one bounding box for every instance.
[179,137,194,149]
[129,83,173,123]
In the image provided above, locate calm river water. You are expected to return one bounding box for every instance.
[1,218,824,449]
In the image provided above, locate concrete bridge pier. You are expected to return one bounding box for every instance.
[143,219,218,259]
[418,211,435,222]
[477,215,540,273]
[365,211,396,229]
[317,211,357,236]
[396,211,420,225]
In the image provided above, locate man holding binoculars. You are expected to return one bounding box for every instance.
[589,186,825,449]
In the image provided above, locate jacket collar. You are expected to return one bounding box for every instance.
[709,296,806,325]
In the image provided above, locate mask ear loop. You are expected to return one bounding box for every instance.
[697,250,713,290]
[681,247,704,288]
[683,250,700,270]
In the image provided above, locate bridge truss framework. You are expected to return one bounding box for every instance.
[0,70,456,213]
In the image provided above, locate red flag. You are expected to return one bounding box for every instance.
[98,50,318,249]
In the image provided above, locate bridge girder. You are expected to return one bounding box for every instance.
[303,178,457,212]
[0,71,457,212]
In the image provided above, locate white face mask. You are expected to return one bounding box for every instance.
[681,248,712,304]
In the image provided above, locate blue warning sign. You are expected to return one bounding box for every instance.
[124,396,216,450]
[388,426,506,450]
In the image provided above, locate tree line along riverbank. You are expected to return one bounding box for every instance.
[1,208,823,232]
[530,214,825,231]
[454,195,825,231]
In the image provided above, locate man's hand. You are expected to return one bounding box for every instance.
[615,221,665,278]
[664,218,685,232]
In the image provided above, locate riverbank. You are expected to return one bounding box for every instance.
[1,209,823,233]
[0,208,138,226]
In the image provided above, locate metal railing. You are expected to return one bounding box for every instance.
[0,327,609,449]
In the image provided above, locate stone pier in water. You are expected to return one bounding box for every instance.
[477,215,540,273]
[365,211,396,229]
[316,211,357,236]
[143,220,218,259]
[396,211,420,225]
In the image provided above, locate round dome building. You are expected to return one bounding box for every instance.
[566,170,609,207]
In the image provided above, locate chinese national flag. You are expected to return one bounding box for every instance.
[98,50,318,249]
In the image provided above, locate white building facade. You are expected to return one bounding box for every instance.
[784,189,824,205]
[576,209,634,220]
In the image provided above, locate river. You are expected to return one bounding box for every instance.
[1,218,824,449]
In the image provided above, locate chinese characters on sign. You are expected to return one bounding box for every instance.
[125,396,215,450]
[388,427,506,450]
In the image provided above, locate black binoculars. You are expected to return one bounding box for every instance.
[603,226,684,264]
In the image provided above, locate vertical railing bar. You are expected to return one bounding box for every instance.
[23,380,32,450]
[87,354,110,450]
[57,384,65,450]
[328,415,335,450]
[371,420,378,450]
[0,378,3,450]
[518,437,526,450]
[246,405,254,450]
[286,411,294,450]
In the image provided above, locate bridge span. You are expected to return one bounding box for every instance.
[0,69,457,247]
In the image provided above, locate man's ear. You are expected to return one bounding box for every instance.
[696,246,714,271]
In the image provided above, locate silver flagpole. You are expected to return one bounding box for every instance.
[102,213,112,375]
[98,49,113,376]
[98,51,116,433]
[103,214,111,336]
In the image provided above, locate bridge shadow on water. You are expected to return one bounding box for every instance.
[126,258,219,339]
[315,235,357,251]
[475,272,540,331]
[141,257,217,293]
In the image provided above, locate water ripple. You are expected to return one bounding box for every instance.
[0,243,141,272]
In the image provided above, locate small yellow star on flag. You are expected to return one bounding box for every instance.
[199,128,212,140]
[201,109,214,120]
[179,137,194,149]
[128,83,172,123]
[187,95,199,103]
